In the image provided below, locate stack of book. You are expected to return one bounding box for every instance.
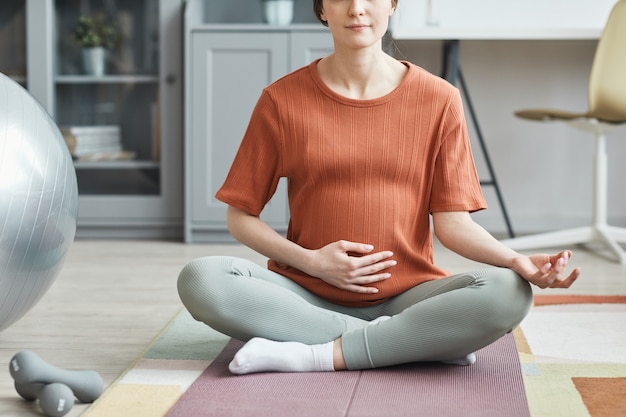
[60,125,134,161]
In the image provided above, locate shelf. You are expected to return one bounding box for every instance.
[73,159,160,170]
[55,74,159,84]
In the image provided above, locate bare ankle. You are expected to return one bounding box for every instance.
[333,338,347,370]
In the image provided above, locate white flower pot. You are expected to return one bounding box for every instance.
[263,0,294,26]
[82,47,106,76]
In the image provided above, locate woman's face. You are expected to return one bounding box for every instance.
[319,0,397,50]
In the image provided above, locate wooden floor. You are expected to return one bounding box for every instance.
[1,239,625,417]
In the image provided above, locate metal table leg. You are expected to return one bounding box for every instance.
[441,40,515,238]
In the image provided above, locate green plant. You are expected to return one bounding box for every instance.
[72,13,120,49]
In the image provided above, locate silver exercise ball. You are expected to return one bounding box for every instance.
[0,72,78,332]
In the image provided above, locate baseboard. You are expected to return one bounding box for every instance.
[474,213,626,237]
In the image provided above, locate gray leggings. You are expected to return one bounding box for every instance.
[177,256,533,370]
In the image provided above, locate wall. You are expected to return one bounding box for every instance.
[394,38,626,235]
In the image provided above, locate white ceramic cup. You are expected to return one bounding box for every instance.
[263,0,294,26]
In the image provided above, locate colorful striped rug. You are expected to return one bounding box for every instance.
[518,295,626,417]
[82,295,626,417]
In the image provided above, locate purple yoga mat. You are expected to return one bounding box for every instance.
[165,333,530,417]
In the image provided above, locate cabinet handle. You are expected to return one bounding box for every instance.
[165,74,176,84]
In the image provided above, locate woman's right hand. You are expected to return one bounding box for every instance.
[303,240,396,294]
[226,207,395,294]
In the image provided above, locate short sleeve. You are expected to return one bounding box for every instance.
[215,90,283,216]
[429,90,487,213]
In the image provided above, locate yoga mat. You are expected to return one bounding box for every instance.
[165,332,530,417]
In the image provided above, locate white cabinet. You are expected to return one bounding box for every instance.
[25,0,183,239]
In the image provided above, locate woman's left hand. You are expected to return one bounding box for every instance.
[511,250,581,289]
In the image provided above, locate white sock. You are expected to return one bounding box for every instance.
[441,352,477,366]
[369,315,391,325]
[228,338,335,374]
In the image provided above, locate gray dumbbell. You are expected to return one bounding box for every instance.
[14,381,74,417]
[14,380,44,400]
[38,383,75,417]
[9,351,104,403]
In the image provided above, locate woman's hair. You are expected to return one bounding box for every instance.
[313,0,399,26]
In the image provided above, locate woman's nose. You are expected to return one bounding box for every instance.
[348,0,366,16]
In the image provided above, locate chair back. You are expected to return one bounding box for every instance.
[588,0,626,122]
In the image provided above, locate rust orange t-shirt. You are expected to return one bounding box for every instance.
[215,60,487,307]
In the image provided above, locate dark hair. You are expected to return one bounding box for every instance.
[313,0,326,26]
[313,0,399,27]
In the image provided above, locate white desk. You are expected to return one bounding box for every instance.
[391,27,603,41]
[390,0,615,40]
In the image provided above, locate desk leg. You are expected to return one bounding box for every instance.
[441,39,459,84]
[441,40,515,238]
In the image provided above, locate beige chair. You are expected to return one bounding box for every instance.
[501,0,626,263]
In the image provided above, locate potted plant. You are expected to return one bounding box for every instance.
[72,13,120,76]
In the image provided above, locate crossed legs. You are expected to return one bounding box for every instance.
[177,256,532,373]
